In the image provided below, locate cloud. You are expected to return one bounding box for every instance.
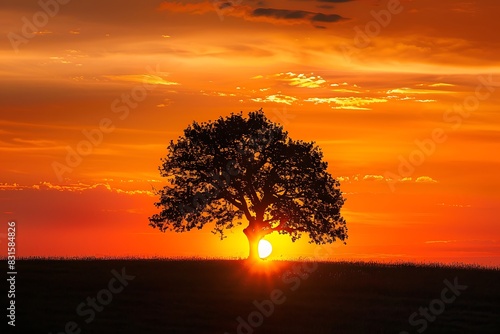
[0,137,63,153]
[103,74,180,86]
[270,72,327,88]
[363,175,385,182]
[415,99,437,103]
[0,182,155,196]
[11,138,58,147]
[200,90,237,97]
[310,13,343,23]
[415,176,438,183]
[428,83,455,87]
[251,94,298,105]
[252,8,309,20]
[251,74,446,110]
[159,2,347,28]
[452,2,478,13]
[437,203,472,208]
[251,8,345,26]
[386,88,452,95]
[337,175,440,185]
[304,97,388,110]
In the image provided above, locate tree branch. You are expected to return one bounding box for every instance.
[263,217,307,234]
[233,192,253,222]
[221,192,243,210]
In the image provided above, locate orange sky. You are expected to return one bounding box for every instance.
[1,0,499,266]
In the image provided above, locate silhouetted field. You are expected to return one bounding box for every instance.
[10,259,500,333]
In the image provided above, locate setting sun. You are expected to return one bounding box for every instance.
[258,239,273,259]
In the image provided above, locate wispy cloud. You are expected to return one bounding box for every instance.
[104,74,180,86]
[304,97,388,110]
[272,72,327,88]
[337,175,439,184]
[251,94,298,105]
[0,182,155,196]
[415,176,438,183]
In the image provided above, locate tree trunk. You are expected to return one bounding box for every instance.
[243,226,262,262]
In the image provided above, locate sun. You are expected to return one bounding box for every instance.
[258,239,273,259]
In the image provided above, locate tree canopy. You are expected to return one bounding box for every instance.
[149,110,347,260]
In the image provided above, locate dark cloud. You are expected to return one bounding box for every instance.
[218,2,233,10]
[252,8,310,20]
[311,13,343,23]
[251,7,346,26]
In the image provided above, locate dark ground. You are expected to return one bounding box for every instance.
[5,260,500,333]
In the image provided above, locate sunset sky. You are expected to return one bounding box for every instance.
[1,0,499,266]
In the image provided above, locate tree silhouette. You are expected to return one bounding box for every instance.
[149,110,347,261]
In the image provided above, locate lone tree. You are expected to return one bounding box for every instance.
[149,110,347,261]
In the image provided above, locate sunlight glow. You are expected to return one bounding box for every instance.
[258,239,273,259]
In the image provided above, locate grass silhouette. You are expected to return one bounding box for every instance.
[14,259,500,333]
